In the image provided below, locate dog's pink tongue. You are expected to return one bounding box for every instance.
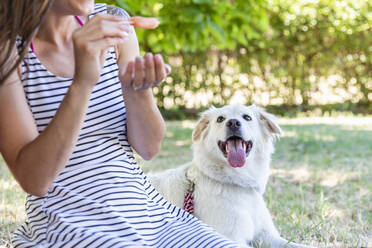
[227,139,246,167]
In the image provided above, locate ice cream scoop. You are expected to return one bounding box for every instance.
[129,16,160,29]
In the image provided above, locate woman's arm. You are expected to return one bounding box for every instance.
[113,8,167,160]
[0,15,130,197]
[118,35,167,160]
[0,68,94,197]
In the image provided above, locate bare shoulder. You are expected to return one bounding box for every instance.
[107,5,131,19]
[111,5,139,69]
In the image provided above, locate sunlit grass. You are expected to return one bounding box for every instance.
[0,166,26,247]
[1,116,371,247]
[266,117,372,247]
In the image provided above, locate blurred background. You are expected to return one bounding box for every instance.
[101,0,371,118]
[1,0,371,247]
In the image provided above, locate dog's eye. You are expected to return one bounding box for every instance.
[243,114,252,121]
[217,116,225,123]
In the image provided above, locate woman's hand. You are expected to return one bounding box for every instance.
[107,9,169,91]
[120,53,171,91]
[119,52,169,159]
[72,14,131,88]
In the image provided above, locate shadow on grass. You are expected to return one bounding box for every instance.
[275,124,372,167]
[266,124,371,247]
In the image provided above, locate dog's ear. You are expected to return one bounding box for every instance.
[254,105,282,139]
[192,115,210,142]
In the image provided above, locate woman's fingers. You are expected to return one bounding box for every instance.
[85,37,127,53]
[121,61,134,87]
[165,64,172,75]
[95,21,129,39]
[133,57,145,90]
[119,53,170,90]
[74,15,131,50]
[144,53,156,87]
[154,54,166,85]
[82,20,130,41]
[72,14,136,86]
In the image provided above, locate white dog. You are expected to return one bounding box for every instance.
[149,105,312,248]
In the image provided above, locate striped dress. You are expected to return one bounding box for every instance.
[11,4,238,248]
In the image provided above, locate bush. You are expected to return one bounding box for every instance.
[100,0,372,116]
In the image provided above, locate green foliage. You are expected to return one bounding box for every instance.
[102,0,268,52]
[246,0,372,110]
[100,0,371,115]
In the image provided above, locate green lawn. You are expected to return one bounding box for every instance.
[1,116,372,247]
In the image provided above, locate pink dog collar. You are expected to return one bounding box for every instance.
[183,179,195,215]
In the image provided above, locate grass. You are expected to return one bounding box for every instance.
[0,165,26,247]
[1,116,372,247]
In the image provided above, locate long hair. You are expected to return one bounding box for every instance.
[0,0,53,84]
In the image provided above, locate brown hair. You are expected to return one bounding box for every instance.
[0,0,53,84]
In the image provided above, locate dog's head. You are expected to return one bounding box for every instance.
[192,105,282,190]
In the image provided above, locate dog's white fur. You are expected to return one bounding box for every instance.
[149,105,311,248]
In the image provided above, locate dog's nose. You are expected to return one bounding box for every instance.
[226,119,241,130]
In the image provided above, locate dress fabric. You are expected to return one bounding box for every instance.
[11,4,238,248]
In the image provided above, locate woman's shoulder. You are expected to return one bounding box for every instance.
[91,4,130,19]
[106,5,131,19]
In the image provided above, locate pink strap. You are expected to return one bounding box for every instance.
[30,42,35,53]
[30,16,84,53]
[74,16,84,26]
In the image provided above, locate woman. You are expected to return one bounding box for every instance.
[0,0,238,247]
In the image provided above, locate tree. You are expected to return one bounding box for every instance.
[100,0,372,115]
